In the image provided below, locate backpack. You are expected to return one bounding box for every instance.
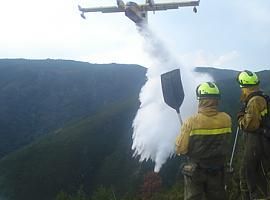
[244,91,270,158]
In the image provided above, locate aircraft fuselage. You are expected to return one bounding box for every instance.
[125,1,147,25]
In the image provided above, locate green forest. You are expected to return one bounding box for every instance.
[0,59,269,200]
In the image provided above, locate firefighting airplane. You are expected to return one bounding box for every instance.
[78,0,200,26]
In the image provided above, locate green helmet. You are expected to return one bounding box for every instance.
[196,82,220,100]
[237,70,260,88]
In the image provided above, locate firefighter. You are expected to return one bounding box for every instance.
[236,70,269,200]
[175,82,232,200]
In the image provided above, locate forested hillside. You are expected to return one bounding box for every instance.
[0,98,144,200]
[0,59,146,157]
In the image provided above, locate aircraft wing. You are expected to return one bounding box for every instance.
[78,6,124,13]
[140,0,200,11]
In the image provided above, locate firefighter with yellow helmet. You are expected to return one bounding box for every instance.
[175,82,232,200]
[236,70,269,200]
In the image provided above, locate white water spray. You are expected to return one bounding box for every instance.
[132,25,212,172]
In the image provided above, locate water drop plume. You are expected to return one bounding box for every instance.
[132,24,212,172]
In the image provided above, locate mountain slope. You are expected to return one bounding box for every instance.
[0,98,142,200]
[0,59,146,157]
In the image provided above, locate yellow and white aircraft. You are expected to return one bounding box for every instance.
[78,0,200,26]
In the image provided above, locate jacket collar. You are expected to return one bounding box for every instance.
[240,86,260,102]
[198,99,219,116]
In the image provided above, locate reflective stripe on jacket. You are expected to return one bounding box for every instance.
[175,99,232,165]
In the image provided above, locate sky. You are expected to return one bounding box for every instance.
[1,0,270,71]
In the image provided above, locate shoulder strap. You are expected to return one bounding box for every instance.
[262,93,270,115]
[242,91,262,109]
[245,91,264,104]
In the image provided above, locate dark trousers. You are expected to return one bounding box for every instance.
[240,132,269,199]
[184,168,226,200]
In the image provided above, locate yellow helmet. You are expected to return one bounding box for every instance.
[196,82,220,100]
[237,70,260,88]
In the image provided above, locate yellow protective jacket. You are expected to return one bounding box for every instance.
[175,99,232,165]
[238,87,268,132]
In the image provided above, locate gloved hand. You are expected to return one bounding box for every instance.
[237,104,246,120]
[239,104,246,113]
[237,111,245,120]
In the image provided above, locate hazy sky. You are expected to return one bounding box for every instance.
[1,0,269,70]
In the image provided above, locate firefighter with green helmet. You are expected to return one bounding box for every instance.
[175,82,232,200]
[236,70,270,199]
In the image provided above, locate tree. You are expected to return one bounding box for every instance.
[91,186,115,200]
[55,191,71,200]
[141,172,162,200]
